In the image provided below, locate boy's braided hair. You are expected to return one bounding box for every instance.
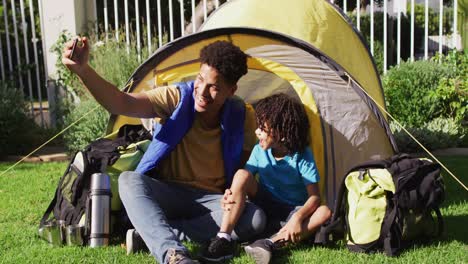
[200,41,249,85]
[255,93,310,154]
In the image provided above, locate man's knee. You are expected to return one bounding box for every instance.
[118,171,145,196]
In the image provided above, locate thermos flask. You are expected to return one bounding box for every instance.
[89,173,111,247]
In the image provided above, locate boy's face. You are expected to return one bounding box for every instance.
[193,63,237,115]
[255,123,276,150]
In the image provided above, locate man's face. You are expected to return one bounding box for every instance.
[193,63,237,115]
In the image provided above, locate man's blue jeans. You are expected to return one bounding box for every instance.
[119,171,266,263]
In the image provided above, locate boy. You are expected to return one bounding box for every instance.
[201,93,331,263]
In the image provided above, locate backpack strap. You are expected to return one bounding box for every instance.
[434,207,444,236]
[39,161,72,227]
[380,197,400,256]
[39,188,59,227]
[389,153,412,163]
[117,124,152,142]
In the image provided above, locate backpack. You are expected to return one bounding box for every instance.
[316,153,445,256]
[38,125,151,246]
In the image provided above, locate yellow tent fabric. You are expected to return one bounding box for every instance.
[201,0,386,114]
[108,28,396,207]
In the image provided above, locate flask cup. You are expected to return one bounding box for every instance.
[89,173,111,247]
[66,224,85,246]
[38,220,64,246]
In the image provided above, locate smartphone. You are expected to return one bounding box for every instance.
[69,38,79,61]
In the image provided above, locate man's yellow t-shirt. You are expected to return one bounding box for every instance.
[145,85,257,193]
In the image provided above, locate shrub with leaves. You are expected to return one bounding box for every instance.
[0,83,48,157]
[89,38,145,90]
[383,60,452,127]
[429,77,468,124]
[63,100,110,153]
[56,30,147,152]
[50,31,82,97]
[51,30,145,101]
[348,12,420,64]
[391,117,467,153]
[384,52,467,152]
[428,51,468,125]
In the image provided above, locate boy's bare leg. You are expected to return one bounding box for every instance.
[271,205,331,243]
[304,205,332,234]
[219,169,258,235]
[201,170,259,262]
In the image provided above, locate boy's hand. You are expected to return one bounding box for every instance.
[279,215,303,243]
[221,189,235,211]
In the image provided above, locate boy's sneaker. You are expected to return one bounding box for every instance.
[166,248,198,264]
[200,236,235,262]
[126,229,148,255]
[244,238,287,264]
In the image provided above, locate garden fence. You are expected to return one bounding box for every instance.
[0,0,462,127]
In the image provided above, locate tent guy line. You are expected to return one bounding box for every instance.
[0,105,100,177]
[346,74,468,192]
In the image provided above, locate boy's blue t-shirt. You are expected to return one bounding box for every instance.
[245,144,319,206]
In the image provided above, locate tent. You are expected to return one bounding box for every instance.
[107,0,398,207]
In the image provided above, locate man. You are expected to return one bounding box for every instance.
[62,38,266,264]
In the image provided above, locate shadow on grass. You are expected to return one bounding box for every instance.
[267,242,344,263]
[437,156,468,208]
[394,214,468,254]
[442,214,468,244]
[264,213,467,261]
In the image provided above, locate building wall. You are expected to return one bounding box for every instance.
[40,0,96,79]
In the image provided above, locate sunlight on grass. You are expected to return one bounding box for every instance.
[0,156,466,263]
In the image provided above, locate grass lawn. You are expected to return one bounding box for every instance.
[0,156,466,263]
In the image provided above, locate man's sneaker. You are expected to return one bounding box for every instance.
[126,229,148,255]
[200,236,235,262]
[166,248,198,264]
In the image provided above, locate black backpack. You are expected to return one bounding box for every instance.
[315,153,445,256]
[38,125,151,245]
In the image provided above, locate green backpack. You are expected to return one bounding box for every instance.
[316,154,445,256]
[38,125,151,246]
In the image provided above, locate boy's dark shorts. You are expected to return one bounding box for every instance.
[250,184,302,233]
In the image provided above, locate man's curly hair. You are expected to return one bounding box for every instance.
[200,41,249,85]
[255,93,310,154]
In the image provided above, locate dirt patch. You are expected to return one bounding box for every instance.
[1,146,69,163]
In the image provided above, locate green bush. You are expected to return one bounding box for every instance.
[383,60,451,126]
[63,100,110,153]
[55,30,146,152]
[428,51,468,126]
[367,36,384,75]
[0,83,48,157]
[429,77,468,124]
[386,51,467,151]
[391,117,467,153]
[343,13,385,74]
[51,30,146,101]
[411,4,453,36]
[89,38,145,91]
